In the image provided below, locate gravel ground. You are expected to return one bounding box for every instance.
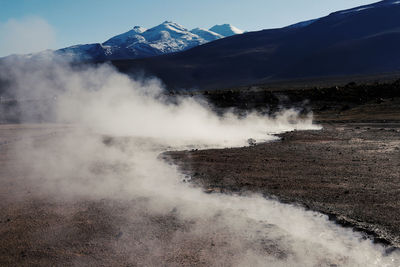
[165,123,400,247]
[0,125,295,266]
[1,122,400,266]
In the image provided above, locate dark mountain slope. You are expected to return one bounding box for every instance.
[112,0,400,90]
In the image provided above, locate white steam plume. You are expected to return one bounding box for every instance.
[3,57,399,266]
[0,16,56,57]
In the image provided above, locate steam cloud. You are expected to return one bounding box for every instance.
[2,56,399,266]
[0,16,56,57]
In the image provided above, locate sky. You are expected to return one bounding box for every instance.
[0,0,379,57]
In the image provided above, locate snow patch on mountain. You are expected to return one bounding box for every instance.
[286,19,319,29]
[209,24,244,37]
[103,26,147,46]
[340,6,374,14]
[190,28,223,41]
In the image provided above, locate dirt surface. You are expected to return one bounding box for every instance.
[1,196,264,266]
[165,123,400,247]
[1,98,400,265]
[0,125,289,266]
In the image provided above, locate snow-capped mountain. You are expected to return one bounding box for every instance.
[209,24,244,37]
[56,21,243,61]
[110,0,400,90]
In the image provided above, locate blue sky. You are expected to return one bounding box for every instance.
[0,0,379,56]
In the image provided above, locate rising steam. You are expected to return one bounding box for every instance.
[2,56,399,266]
[0,16,56,57]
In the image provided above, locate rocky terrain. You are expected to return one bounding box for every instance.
[165,123,400,247]
[199,79,400,123]
[162,80,400,248]
[0,80,399,265]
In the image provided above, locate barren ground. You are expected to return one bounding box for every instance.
[1,91,400,265]
[0,125,291,266]
[165,123,400,247]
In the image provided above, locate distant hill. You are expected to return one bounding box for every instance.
[111,0,400,90]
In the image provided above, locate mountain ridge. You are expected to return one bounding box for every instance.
[52,21,243,61]
[110,0,400,90]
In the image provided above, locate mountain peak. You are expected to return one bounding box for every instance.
[209,24,243,37]
[132,26,147,33]
[160,21,185,28]
[148,21,188,34]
